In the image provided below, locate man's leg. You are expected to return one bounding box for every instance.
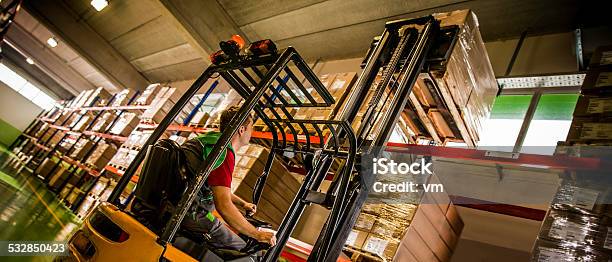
[206,217,247,250]
[182,211,247,251]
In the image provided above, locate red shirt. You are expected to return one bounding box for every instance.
[206,150,234,188]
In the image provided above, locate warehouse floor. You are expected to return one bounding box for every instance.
[0,145,81,262]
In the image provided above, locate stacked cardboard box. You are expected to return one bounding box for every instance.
[108,147,139,170]
[135,84,161,105]
[83,87,112,107]
[393,10,497,146]
[111,89,135,107]
[69,139,95,160]
[71,115,93,132]
[70,89,94,109]
[35,158,60,179]
[567,46,612,144]
[46,108,72,124]
[345,175,463,261]
[177,95,205,125]
[122,131,152,150]
[233,144,302,227]
[90,112,114,132]
[531,238,610,262]
[206,89,244,128]
[85,142,118,170]
[189,112,210,126]
[44,132,65,148]
[75,177,116,219]
[47,165,70,188]
[58,135,79,154]
[141,86,185,123]
[109,112,139,137]
[533,46,612,261]
[346,204,416,260]
[532,179,612,261]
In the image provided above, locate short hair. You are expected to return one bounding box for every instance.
[219,105,252,132]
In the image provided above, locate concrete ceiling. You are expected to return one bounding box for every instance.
[10,0,599,96]
[61,0,207,83]
[5,10,112,96]
[223,0,592,60]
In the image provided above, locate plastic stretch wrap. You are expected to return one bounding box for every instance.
[531,238,611,262]
[431,10,498,143]
[539,209,611,249]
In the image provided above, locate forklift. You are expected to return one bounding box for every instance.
[66,13,460,262]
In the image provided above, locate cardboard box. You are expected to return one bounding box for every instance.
[413,77,437,107]
[36,158,58,178]
[141,87,184,123]
[582,68,612,94]
[111,89,134,107]
[135,84,161,105]
[233,145,301,227]
[91,112,114,132]
[567,118,612,141]
[72,116,92,132]
[427,10,497,145]
[428,109,455,139]
[86,143,117,169]
[48,166,69,188]
[189,112,210,126]
[345,230,370,249]
[551,181,612,216]
[538,209,608,248]
[73,89,94,108]
[574,95,612,116]
[354,213,377,231]
[84,87,112,107]
[531,238,611,262]
[70,139,94,160]
[329,72,357,119]
[589,45,612,69]
[109,113,139,137]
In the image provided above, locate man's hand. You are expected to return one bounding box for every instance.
[243,203,257,215]
[255,231,276,246]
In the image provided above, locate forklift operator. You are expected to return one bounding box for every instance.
[180,106,276,250]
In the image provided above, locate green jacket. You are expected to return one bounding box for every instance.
[192,131,235,221]
[195,131,234,169]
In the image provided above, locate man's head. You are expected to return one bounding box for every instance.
[219,105,253,149]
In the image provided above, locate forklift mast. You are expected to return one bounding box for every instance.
[108,14,458,262]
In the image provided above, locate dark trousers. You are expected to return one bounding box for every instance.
[181,211,247,251]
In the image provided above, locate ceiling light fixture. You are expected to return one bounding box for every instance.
[90,0,108,11]
[47,37,58,48]
[26,58,35,64]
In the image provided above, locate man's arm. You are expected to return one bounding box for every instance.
[231,194,247,206]
[212,186,275,245]
[231,194,257,214]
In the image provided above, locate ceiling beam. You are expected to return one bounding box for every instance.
[4,23,93,96]
[158,0,246,59]
[22,1,149,91]
[1,42,73,99]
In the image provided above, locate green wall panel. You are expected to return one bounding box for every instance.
[489,94,578,120]
[0,118,21,147]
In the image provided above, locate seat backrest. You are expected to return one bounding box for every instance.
[133,139,188,232]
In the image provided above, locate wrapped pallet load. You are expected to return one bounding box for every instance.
[406,9,497,146]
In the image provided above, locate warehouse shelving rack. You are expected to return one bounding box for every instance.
[9,90,153,210]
